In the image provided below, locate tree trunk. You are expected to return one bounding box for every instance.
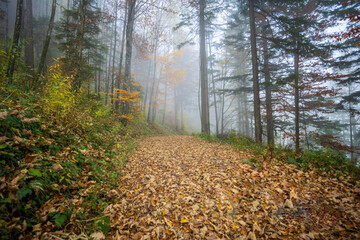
[244,91,250,137]
[111,1,118,106]
[115,1,127,112]
[262,27,274,145]
[174,87,179,130]
[35,0,56,86]
[6,0,24,84]
[151,68,162,123]
[162,82,167,124]
[349,84,354,162]
[105,28,113,105]
[143,59,152,110]
[24,0,34,69]
[208,36,219,135]
[147,44,157,122]
[73,0,87,88]
[76,0,86,60]
[294,48,300,153]
[199,0,210,134]
[249,0,262,144]
[123,0,136,117]
[181,100,184,131]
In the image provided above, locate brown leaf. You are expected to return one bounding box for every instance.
[0,111,8,119]
[284,199,294,209]
[0,136,9,144]
[247,231,257,240]
[90,231,106,240]
[52,163,63,171]
[252,200,260,208]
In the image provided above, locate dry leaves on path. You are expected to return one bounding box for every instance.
[105,136,360,239]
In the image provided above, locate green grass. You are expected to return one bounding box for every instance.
[195,132,360,180]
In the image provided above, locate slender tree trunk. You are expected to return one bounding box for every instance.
[181,100,184,131]
[24,0,34,69]
[6,0,24,84]
[174,87,179,130]
[294,47,300,153]
[262,27,274,145]
[97,66,101,98]
[115,1,127,112]
[244,90,250,137]
[162,82,167,124]
[36,0,56,86]
[105,31,113,105]
[208,36,219,135]
[111,1,118,106]
[76,0,86,59]
[123,0,136,117]
[95,70,98,93]
[143,59,152,110]
[151,68,162,123]
[147,44,157,122]
[5,1,9,39]
[249,0,262,144]
[199,0,210,134]
[349,84,354,162]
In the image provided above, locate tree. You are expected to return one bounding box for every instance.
[123,0,137,118]
[199,0,210,134]
[24,0,34,69]
[6,0,23,84]
[261,24,274,145]
[329,0,360,162]
[35,0,56,86]
[249,0,262,144]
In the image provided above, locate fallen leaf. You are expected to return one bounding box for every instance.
[284,199,294,209]
[91,231,106,240]
[52,163,63,171]
[247,231,257,240]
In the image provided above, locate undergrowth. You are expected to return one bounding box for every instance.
[0,67,164,239]
[195,132,360,180]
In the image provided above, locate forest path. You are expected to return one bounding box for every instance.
[105,136,360,239]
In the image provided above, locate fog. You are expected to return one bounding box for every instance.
[1,0,359,158]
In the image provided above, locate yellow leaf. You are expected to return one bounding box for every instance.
[164,217,173,227]
[180,217,189,224]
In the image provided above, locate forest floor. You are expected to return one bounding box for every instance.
[103,136,360,240]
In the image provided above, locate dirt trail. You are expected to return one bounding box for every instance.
[105,136,360,239]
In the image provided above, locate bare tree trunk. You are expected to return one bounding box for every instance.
[143,59,152,110]
[208,36,219,135]
[25,0,34,69]
[123,0,136,118]
[151,68,162,123]
[147,44,157,122]
[294,48,300,153]
[6,0,24,84]
[349,84,354,162]
[97,66,101,98]
[249,0,262,144]
[35,0,56,86]
[76,0,86,59]
[115,1,127,112]
[181,100,184,131]
[199,0,210,134]
[73,0,87,88]
[244,91,250,137]
[162,82,167,124]
[174,87,179,130]
[262,27,274,145]
[111,1,118,106]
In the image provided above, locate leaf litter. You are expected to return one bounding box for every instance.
[105,136,360,239]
